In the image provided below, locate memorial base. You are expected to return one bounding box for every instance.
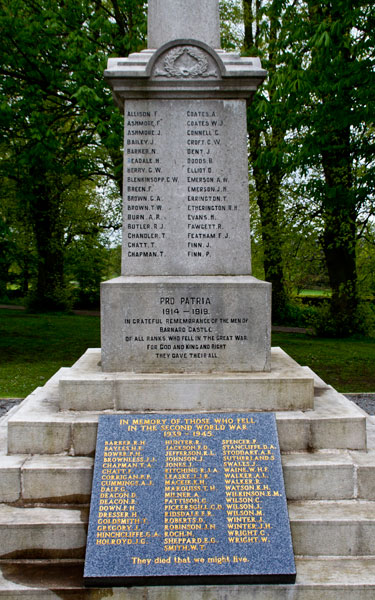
[59,347,314,412]
[101,276,271,373]
[1,365,374,599]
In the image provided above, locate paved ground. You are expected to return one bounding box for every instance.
[1,395,375,417]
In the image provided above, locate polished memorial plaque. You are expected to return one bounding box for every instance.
[84,413,296,586]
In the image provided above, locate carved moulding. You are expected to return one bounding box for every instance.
[104,38,266,106]
[153,45,219,79]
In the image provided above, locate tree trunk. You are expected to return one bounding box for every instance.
[250,131,289,322]
[28,184,67,311]
[244,0,289,322]
[321,124,358,334]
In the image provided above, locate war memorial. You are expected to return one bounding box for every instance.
[1,0,375,597]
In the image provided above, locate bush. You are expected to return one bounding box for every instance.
[272,300,318,328]
[26,285,74,313]
[308,300,375,338]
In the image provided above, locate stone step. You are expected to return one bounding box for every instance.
[0,558,375,598]
[0,505,87,559]
[289,500,375,556]
[0,455,93,505]
[1,501,375,560]
[1,450,375,505]
[6,370,367,456]
[283,450,375,501]
[59,347,314,412]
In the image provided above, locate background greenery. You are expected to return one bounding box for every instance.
[0,12,373,588]
[1,1,374,338]
[1,309,374,397]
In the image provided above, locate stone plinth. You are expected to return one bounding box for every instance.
[101,276,271,373]
[102,37,270,379]
[59,348,314,413]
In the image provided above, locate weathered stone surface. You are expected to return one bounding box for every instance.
[2,558,375,599]
[6,368,367,456]
[2,447,372,506]
[101,276,271,373]
[102,2,270,379]
[352,450,375,500]
[59,348,314,412]
[22,456,93,504]
[282,452,354,500]
[147,0,221,49]
[1,500,375,560]
[0,455,24,503]
[122,99,251,276]
[105,46,266,105]
[289,500,375,556]
[0,505,87,559]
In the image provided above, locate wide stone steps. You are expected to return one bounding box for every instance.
[0,558,375,599]
[1,451,375,506]
[1,362,374,598]
[5,373,367,456]
[1,500,375,560]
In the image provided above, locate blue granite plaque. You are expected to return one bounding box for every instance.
[84,413,296,586]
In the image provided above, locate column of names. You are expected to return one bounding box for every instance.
[122,100,251,276]
[222,439,279,545]
[96,439,158,547]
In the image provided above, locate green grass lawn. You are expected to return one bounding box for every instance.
[0,308,374,397]
[272,332,375,393]
[297,289,331,297]
[0,309,100,397]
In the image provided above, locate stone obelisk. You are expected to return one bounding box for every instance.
[101,0,272,376]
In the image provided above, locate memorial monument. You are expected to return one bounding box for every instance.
[55,0,315,412]
[0,0,375,597]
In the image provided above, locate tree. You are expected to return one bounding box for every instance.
[284,0,375,334]
[237,0,375,333]
[243,0,292,322]
[0,0,147,309]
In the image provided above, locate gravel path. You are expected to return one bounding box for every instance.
[344,394,375,416]
[0,399,23,418]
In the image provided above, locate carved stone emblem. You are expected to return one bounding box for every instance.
[154,46,219,79]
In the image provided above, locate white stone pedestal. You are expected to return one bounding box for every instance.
[101,275,271,373]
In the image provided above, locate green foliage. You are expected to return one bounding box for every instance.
[0,0,146,310]
[220,0,243,49]
[66,239,109,309]
[0,216,14,298]
[281,0,375,333]
[238,0,375,333]
[243,0,295,322]
[272,300,318,328]
[308,300,375,338]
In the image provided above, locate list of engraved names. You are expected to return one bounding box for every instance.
[94,414,283,567]
[123,100,251,275]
